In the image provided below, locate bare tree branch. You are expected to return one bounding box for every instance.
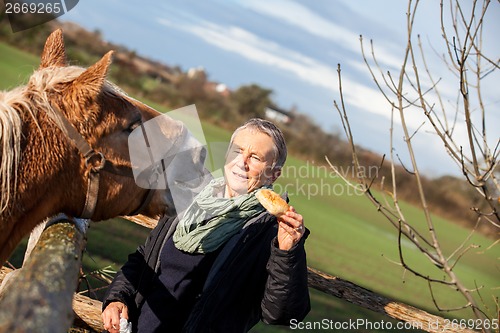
[330,0,498,329]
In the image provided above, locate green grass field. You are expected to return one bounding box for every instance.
[2,41,498,332]
[0,42,38,90]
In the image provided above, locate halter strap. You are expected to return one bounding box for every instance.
[46,103,94,159]
[47,102,151,219]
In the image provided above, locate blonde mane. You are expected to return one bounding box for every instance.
[0,89,23,214]
[0,65,121,216]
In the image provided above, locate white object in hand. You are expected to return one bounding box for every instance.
[119,317,132,333]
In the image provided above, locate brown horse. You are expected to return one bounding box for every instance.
[0,29,204,264]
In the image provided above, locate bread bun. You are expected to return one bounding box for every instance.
[256,189,289,216]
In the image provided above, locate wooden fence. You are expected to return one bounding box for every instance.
[0,218,88,333]
[0,215,478,333]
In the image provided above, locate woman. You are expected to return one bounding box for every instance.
[102,118,310,332]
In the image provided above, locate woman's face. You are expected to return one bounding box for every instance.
[224,128,280,197]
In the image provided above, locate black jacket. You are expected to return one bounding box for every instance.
[103,210,310,332]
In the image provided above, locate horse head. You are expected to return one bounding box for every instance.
[0,29,206,263]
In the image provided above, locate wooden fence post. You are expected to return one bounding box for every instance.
[0,218,88,333]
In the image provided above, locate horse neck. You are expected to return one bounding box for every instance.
[3,98,85,222]
[29,107,86,202]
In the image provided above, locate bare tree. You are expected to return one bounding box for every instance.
[332,0,499,331]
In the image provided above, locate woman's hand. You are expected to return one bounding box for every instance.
[102,301,128,333]
[277,206,305,251]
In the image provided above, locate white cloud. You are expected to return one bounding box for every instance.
[240,0,402,70]
[157,17,339,92]
[157,16,432,132]
[241,0,360,51]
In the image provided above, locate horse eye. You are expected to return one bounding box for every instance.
[125,121,141,133]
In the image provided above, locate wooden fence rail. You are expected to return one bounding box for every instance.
[0,218,88,333]
[0,215,478,333]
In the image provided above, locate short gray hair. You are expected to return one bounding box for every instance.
[229,118,287,170]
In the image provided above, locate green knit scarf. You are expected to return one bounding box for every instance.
[172,177,269,253]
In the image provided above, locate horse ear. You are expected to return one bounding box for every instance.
[40,29,67,68]
[72,51,114,97]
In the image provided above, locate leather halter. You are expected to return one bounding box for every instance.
[47,102,154,219]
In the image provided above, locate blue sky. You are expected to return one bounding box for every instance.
[61,0,500,177]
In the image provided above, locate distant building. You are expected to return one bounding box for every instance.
[215,83,228,94]
[204,82,231,97]
[265,106,293,124]
[215,83,230,97]
[187,66,206,79]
